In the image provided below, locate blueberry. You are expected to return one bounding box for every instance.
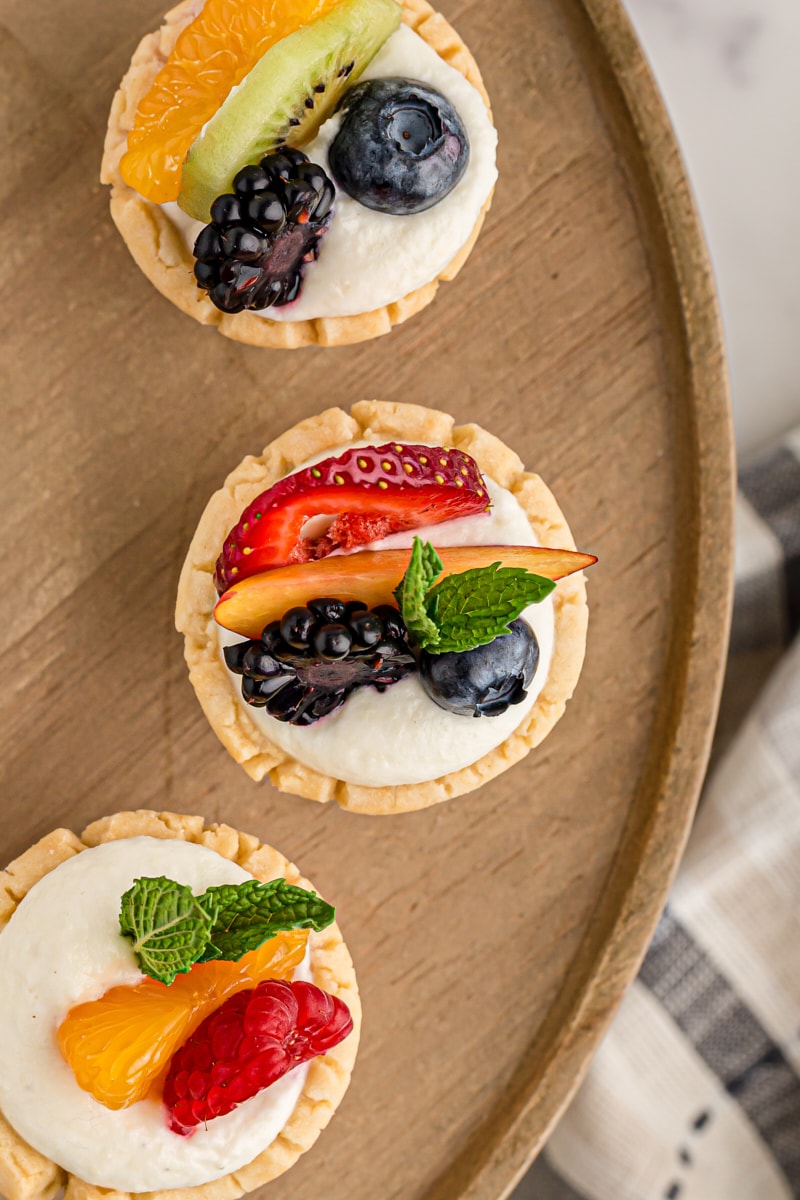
[329,78,470,215]
[419,620,539,718]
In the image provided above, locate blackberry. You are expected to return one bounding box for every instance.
[223,601,415,725]
[193,150,335,314]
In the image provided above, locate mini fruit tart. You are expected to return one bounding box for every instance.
[176,401,595,813]
[102,0,497,348]
[0,810,359,1200]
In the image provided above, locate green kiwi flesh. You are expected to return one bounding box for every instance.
[178,0,402,222]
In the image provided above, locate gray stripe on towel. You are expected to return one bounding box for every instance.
[640,912,800,1190]
[513,1155,592,1200]
[740,444,800,637]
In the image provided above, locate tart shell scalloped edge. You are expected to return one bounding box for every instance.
[0,810,361,1200]
[101,0,494,348]
[175,400,590,814]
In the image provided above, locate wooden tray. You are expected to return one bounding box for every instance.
[0,0,732,1197]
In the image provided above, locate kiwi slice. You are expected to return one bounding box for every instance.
[178,0,401,222]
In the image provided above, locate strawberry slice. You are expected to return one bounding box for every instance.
[214,443,490,593]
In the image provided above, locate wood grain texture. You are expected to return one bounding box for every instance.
[0,0,732,1198]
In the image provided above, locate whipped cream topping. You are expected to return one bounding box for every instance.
[217,470,555,788]
[162,23,498,320]
[0,838,312,1192]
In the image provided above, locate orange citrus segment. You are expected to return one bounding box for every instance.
[120,0,342,203]
[58,930,308,1109]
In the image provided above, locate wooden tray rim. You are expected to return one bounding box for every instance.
[427,1,735,1196]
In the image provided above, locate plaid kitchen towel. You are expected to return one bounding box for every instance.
[514,428,800,1200]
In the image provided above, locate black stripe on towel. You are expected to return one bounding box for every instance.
[640,911,800,1190]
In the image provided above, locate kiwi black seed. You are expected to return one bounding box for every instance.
[178,0,401,222]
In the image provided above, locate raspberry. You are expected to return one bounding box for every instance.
[163,979,352,1135]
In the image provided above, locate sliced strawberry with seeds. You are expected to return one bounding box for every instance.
[164,979,352,1135]
[213,443,490,593]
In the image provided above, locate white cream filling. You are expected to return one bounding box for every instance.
[0,838,313,1192]
[162,24,498,320]
[217,472,555,788]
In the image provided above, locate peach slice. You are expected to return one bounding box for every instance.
[214,546,596,639]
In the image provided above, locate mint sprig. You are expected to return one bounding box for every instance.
[119,877,218,986]
[393,537,443,646]
[119,875,335,984]
[395,537,556,654]
[200,879,335,963]
[428,564,555,652]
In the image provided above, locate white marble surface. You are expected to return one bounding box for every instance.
[622,0,800,457]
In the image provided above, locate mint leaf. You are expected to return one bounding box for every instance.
[200,879,336,962]
[427,564,555,653]
[119,877,218,985]
[393,537,443,647]
[119,875,336,983]
[394,540,557,655]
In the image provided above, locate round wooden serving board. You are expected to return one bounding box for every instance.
[0,0,732,1197]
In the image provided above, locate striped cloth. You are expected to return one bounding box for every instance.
[514,429,800,1200]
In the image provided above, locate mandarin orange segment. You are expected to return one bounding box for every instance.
[120,0,342,203]
[58,929,308,1109]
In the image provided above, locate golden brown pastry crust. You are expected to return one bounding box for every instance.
[101,0,493,347]
[0,810,360,1200]
[175,401,590,813]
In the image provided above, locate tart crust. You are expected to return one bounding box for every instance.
[101,0,494,348]
[176,401,590,813]
[0,810,361,1200]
